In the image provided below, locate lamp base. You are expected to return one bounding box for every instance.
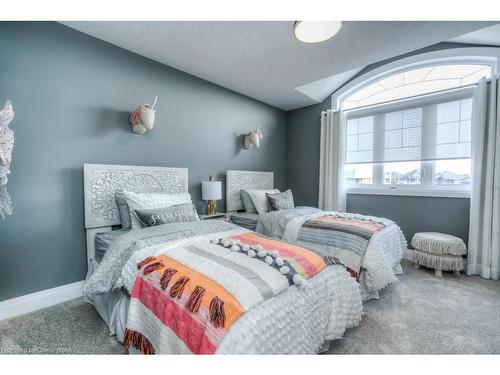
[207,200,217,215]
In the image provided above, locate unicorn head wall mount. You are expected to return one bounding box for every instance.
[243,125,263,149]
[129,96,157,134]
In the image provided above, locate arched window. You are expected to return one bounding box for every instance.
[343,64,491,110]
[337,57,494,197]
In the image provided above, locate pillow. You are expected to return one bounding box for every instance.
[240,190,257,213]
[266,189,295,211]
[95,229,128,262]
[132,203,199,228]
[245,189,280,215]
[115,191,132,230]
[123,191,193,229]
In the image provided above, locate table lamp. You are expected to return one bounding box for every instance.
[201,175,222,215]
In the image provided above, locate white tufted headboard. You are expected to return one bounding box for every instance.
[83,163,188,266]
[226,170,274,213]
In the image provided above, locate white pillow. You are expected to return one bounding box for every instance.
[123,191,192,229]
[245,189,280,215]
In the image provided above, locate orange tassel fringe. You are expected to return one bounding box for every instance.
[124,329,155,354]
[185,286,206,313]
[160,268,178,290]
[137,257,156,270]
[169,276,190,298]
[209,296,226,328]
[143,261,163,275]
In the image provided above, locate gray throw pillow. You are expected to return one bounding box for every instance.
[266,189,295,211]
[132,203,200,228]
[115,191,132,230]
[240,190,257,213]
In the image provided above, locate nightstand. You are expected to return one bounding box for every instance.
[199,212,227,221]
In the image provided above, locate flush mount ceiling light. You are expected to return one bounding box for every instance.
[293,21,342,44]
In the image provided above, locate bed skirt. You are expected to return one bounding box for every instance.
[83,260,130,343]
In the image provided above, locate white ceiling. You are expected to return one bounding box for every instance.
[62,21,495,111]
[450,23,500,46]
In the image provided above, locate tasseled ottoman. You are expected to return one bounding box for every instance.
[411,232,467,277]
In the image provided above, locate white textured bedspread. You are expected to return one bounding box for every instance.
[256,207,407,300]
[88,221,363,354]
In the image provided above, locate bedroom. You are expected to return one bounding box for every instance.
[0,0,499,371]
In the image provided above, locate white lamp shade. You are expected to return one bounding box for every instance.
[202,181,222,200]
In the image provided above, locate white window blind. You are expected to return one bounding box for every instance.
[435,98,472,159]
[384,108,422,162]
[344,89,473,165]
[346,116,373,163]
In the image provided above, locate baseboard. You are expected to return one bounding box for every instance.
[0,280,84,321]
[403,248,415,261]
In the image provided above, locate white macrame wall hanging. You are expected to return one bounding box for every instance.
[0,100,15,219]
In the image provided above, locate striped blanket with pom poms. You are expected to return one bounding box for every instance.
[124,232,329,354]
[257,207,393,279]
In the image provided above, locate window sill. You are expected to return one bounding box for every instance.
[346,187,471,198]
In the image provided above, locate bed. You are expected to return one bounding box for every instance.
[226,170,407,300]
[83,163,362,354]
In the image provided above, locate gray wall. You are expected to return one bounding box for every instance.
[347,195,470,244]
[0,22,287,301]
[286,99,470,245]
[286,99,329,207]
